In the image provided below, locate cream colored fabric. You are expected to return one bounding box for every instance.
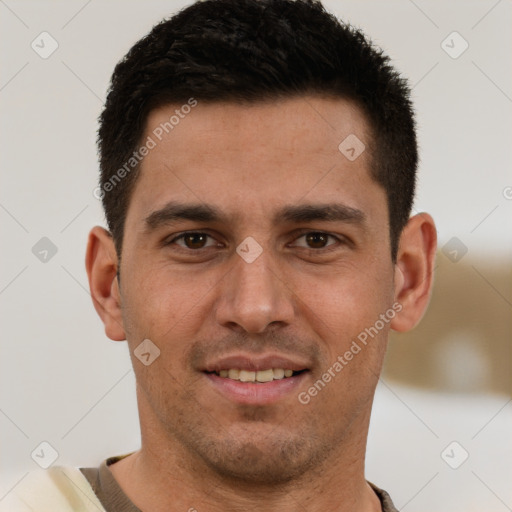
[0,466,107,512]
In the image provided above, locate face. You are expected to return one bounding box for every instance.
[105,97,401,483]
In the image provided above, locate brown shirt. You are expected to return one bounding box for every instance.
[80,454,399,512]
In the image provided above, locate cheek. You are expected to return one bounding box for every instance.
[119,260,218,345]
[301,274,391,415]
[293,262,394,344]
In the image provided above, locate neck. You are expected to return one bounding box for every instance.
[109,389,382,512]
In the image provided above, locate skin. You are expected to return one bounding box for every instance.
[86,96,437,511]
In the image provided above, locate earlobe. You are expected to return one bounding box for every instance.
[390,213,437,333]
[85,226,126,341]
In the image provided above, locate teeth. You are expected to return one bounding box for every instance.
[216,368,299,382]
[228,369,239,379]
[273,368,285,379]
[239,370,256,382]
[256,369,274,383]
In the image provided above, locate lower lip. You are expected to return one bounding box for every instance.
[204,372,308,405]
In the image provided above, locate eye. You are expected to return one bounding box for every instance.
[169,232,219,250]
[292,232,339,250]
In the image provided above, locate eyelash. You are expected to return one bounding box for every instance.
[166,231,344,252]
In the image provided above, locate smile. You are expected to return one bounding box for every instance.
[204,370,309,405]
[213,368,301,382]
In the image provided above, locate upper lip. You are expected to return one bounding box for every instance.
[202,353,310,373]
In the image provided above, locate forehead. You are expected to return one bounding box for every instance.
[145,96,368,168]
[127,96,385,227]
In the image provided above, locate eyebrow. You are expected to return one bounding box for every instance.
[145,202,229,230]
[144,201,366,231]
[277,203,365,225]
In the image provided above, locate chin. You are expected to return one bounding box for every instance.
[194,432,324,485]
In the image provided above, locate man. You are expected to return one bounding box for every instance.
[5,0,436,510]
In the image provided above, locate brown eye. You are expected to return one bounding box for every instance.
[290,232,340,251]
[182,233,208,249]
[305,232,329,249]
[169,232,217,250]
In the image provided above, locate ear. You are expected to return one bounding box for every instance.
[85,226,126,341]
[390,213,437,332]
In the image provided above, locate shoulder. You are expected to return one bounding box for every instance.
[0,466,106,512]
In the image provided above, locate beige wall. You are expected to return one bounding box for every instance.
[385,252,511,396]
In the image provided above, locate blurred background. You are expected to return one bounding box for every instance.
[1,1,511,510]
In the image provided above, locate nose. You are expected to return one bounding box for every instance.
[215,249,295,334]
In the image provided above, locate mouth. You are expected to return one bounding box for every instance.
[201,355,311,405]
[206,368,307,382]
